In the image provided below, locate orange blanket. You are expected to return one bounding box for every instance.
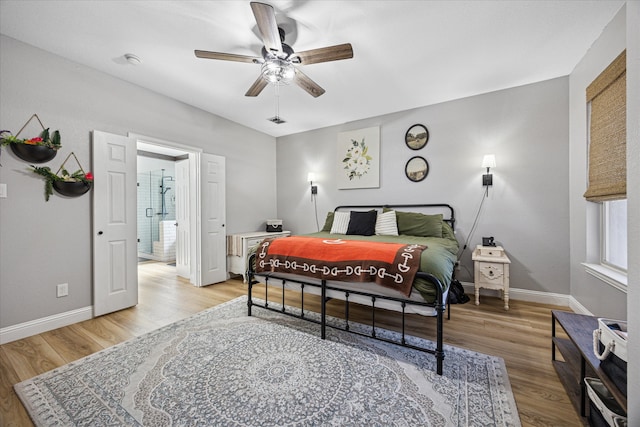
[254,236,426,296]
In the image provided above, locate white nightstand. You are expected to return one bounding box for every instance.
[227,230,291,282]
[472,245,511,310]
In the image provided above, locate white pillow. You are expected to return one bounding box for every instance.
[330,211,351,234]
[375,210,399,236]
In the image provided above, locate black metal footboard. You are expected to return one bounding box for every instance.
[247,255,447,375]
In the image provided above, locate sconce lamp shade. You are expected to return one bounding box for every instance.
[482,154,496,169]
[307,173,316,183]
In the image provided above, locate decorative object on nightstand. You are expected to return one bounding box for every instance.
[227,230,291,282]
[472,244,511,310]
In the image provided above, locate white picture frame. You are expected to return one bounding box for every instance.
[337,126,380,189]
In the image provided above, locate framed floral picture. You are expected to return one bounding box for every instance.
[337,126,380,189]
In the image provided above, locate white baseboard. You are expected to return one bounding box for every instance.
[568,296,594,315]
[460,281,571,308]
[0,306,93,344]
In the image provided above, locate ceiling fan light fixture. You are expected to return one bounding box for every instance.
[261,59,294,84]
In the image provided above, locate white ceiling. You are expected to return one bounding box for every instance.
[0,1,624,138]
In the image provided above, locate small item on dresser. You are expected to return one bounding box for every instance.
[593,318,627,397]
[266,219,283,232]
[584,377,626,427]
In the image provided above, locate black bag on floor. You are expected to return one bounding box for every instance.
[448,280,470,304]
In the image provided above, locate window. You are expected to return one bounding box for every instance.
[602,199,627,271]
[582,50,627,292]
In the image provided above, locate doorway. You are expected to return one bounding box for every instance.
[93,131,227,317]
[136,140,189,275]
[133,134,228,286]
[137,159,180,263]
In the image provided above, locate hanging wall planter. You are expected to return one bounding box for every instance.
[10,143,58,163]
[0,114,61,164]
[31,152,93,201]
[52,180,92,197]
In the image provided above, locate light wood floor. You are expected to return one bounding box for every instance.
[1,261,581,426]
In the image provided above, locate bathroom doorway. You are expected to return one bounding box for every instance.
[136,142,188,271]
[137,167,177,263]
[132,134,227,287]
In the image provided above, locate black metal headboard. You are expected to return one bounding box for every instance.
[334,204,455,231]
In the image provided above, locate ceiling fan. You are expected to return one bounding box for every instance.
[195,1,353,98]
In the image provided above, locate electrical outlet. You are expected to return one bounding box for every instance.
[56,283,69,298]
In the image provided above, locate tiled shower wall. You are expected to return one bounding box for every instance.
[137,169,176,259]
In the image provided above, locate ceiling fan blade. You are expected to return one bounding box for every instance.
[292,43,353,65]
[294,68,325,98]
[250,2,282,54]
[245,75,269,97]
[195,50,261,64]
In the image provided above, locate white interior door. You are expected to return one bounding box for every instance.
[93,131,137,316]
[197,153,226,286]
[175,159,190,279]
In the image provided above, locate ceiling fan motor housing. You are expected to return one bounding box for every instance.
[261,43,294,61]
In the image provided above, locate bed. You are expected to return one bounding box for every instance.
[247,204,458,375]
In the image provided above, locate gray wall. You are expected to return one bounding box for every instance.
[568,7,627,318]
[0,35,277,328]
[276,77,571,293]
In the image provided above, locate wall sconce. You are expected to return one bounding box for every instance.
[308,172,317,198]
[482,154,496,195]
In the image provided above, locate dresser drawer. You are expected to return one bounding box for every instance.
[247,237,266,247]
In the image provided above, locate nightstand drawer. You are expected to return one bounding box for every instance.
[479,246,505,257]
[478,262,505,284]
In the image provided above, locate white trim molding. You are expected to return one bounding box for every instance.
[568,296,594,316]
[460,281,571,308]
[582,262,628,293]
[0,306,93,344]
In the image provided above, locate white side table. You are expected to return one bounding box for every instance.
[472,245,511,310]
[227,230,291,282]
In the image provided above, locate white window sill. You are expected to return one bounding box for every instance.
[582,263,627,293]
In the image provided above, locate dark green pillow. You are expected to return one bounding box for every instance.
[442,221,456,241]
[321,212,334,232]
[392,210,443,237]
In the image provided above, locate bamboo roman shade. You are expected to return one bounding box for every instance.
[583,50,626,202]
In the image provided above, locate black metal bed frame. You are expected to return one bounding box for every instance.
[246,203,455,376]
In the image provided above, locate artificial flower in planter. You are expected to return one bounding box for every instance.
[1,126,62,164]
[31,152,93,201]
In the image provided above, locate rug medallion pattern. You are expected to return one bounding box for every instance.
[15,297,520,426]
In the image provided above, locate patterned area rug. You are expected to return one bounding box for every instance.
[15,297,521,426]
